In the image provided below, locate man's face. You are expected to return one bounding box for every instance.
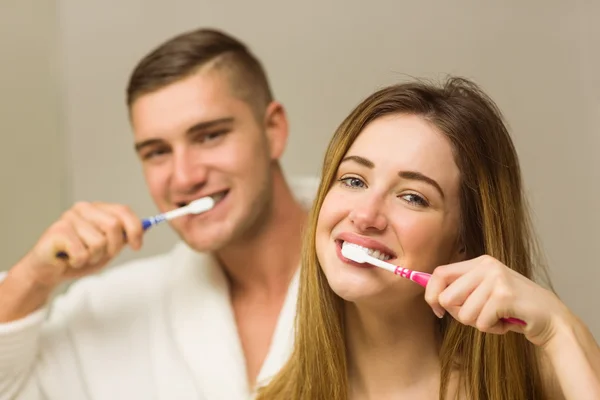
[130,71,287,251]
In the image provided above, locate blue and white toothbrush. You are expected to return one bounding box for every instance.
[140,196,215,230]
[56,196,215,259]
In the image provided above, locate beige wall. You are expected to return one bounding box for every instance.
[0,1,66,270]
[2,1,599,336]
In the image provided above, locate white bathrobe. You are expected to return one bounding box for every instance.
[0,177,318,400]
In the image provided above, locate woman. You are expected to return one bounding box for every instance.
[256,77,600,399]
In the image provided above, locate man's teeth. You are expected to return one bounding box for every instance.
[211,191,227,202]
[343,242,392,261]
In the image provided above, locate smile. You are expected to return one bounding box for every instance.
[175,190,229,209]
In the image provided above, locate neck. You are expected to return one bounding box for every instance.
[345,297,442,399]
[216,168,307,298]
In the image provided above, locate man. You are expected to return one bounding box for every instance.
[0,28,314,399]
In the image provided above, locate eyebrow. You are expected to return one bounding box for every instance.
[398,170,445,199]
[341,155,374,168]
[340,155,445,199]
[186,117,234,135]
[134,117,234,153]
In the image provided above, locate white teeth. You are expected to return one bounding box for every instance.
[342,242,391,261]
[211,191,227,202]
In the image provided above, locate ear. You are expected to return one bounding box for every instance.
[263,101,289,160]
[450,240,467,263]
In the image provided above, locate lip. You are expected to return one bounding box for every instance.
[335,232,397,259]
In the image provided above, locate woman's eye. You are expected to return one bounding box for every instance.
[339,177,366,189]
[401,193,429,207]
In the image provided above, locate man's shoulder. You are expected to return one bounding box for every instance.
[76,244,178,290]
[96,245,178,285]
[289,175,320,208]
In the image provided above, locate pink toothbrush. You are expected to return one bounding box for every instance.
[341,243,526,326]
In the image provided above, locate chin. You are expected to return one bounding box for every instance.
[184,239,223,253]
[324,270,384,303]
[176,226,231,252]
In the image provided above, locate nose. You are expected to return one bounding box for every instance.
[348,194,388,232]
[171,147,208,193]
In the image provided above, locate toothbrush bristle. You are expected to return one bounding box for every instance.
[187,197,215,214]
[341,242,367,263]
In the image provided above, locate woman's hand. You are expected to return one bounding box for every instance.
[424,254,600,399]
[424,255,571,348]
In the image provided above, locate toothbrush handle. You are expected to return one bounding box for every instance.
[394,267,431,287]
[56,215,162,259]
[142,219,154,230]
[393,267,526,326]
[141,214,166,230]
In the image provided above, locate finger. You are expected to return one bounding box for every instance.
[72,202,125,257]
[438,267,486,310]
[51,222,91,269]
[453,277,495,327]
[504,318,527,334]
[424,275,447,319]
[68,213,108,265]
[432,258,482,283]
[100,203,143,250]
[425,259,479,318]
[475,296,512,335]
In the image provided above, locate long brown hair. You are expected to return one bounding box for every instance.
[257,77,551,399]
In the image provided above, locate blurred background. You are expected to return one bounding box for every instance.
[1,0,598,336]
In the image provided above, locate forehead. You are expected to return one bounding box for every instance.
[346,114,460,184]
[130,71,250,140]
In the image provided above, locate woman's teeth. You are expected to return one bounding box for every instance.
[342,242,392,261]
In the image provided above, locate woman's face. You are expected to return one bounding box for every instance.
[316,114,464,303]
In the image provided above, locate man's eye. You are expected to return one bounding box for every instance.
[142,148,169,160]
[198,130,228,143]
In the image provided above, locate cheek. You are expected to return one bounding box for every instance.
[214,134,269,174]
[394,214,434,247]
[143,166,170,202]
[316,191,349,232]
[393,212,457,270]
[315,192,346,250]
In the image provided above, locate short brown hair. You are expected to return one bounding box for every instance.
[126,28,273,119]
